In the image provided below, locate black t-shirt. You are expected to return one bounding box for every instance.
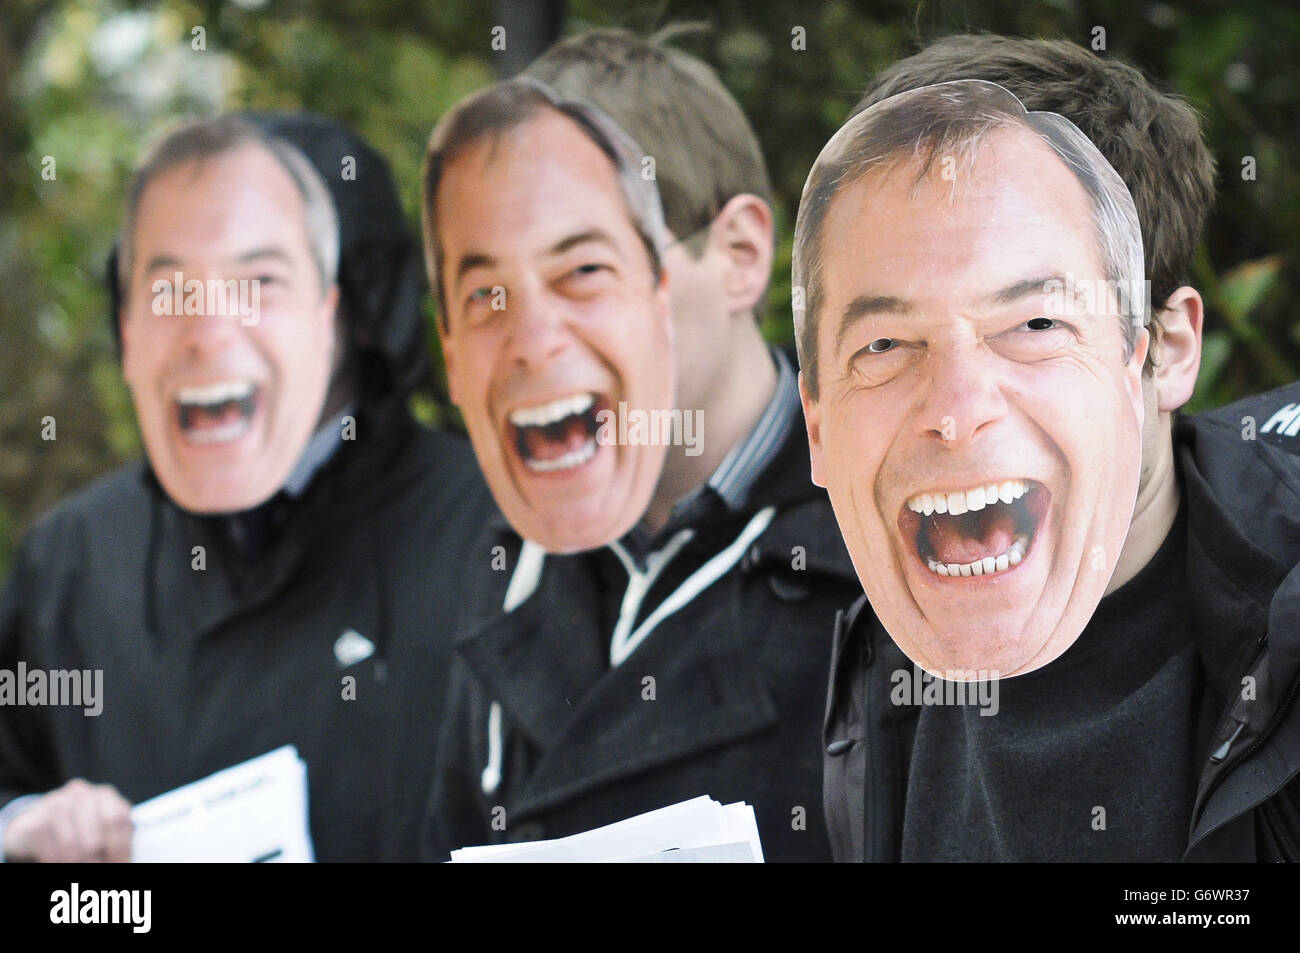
[898,508,1219,861]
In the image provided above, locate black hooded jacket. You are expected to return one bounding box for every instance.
[0,113,493,861]
[822,383,1300,862]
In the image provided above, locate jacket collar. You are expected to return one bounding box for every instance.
[455,549,782,816]
[750,490,858,581]
[1176,412,1300,706]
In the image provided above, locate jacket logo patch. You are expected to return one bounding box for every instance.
[334,629,375,668]
[1262,402,1300,438]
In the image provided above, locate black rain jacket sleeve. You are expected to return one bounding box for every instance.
[0,533,60,809]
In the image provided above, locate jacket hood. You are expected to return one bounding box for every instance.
[107,110,431,411]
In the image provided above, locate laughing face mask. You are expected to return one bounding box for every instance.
[426,82,675,555]
[795,81,1148,678]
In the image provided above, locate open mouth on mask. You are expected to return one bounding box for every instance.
[506,391,612,474]
[898,479,1050,579]
[174,379,261,445]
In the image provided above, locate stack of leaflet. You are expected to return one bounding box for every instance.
[449,796,764,863]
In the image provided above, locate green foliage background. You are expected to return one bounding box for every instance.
[1,0,1296,580]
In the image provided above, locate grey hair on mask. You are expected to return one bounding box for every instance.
[117,115,339,297]
[792,79,1145,399]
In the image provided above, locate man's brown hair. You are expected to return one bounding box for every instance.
[523,26,773,257]
[855,35,1217,369]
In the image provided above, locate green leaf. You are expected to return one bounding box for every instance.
[1193,330,1233,404]
[1219,255,1283,321]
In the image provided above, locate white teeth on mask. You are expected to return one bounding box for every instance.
[175,379,256,408]
[183,418,251,445]
[509,393,596,428]
[926,535,1029,579]
[906,479,1029,516]
[523,437,597,473]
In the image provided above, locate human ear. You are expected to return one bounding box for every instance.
[1150,286,1203,414]
[706,193,774,318]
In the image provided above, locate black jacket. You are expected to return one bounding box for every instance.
[0,113,494,861]
[0,408,490,861]
[424,413,861,862]
[822,383,1300,862]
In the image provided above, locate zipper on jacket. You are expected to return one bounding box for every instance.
[1208,721,1245,764]
[1191,667,1300,853]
